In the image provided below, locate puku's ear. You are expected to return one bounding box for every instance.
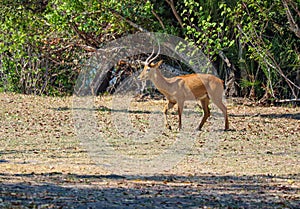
[150,60,163,68]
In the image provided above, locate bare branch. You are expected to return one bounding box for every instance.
[219,51,231,68]
[108,8,148,32]
[276,98,300,103]
[77,44,97,52]
[151,9,165,30]
[165,0,184,28]
[289,0,300,17]
[282,0,300,38]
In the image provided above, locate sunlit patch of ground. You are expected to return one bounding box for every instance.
[0,93,299,208]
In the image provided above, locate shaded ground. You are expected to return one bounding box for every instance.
[0,92,299,208]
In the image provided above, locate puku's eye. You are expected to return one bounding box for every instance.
[146,68,151,72]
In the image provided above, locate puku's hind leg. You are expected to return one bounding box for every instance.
[212,98,229,130]
[206,82,229,131]
[196,96,210,131]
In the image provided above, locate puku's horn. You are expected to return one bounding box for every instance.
[148,41,160,64]
[145,40,160,64]
[145,46,155,64]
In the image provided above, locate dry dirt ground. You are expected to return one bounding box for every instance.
[0,92,299,208]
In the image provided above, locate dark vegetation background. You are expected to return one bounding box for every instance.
[0,0,299,102]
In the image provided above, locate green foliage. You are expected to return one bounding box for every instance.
[181,0,235,59]
[0,1,49,94]
[0,0,165,95]
[179,0,300,100]
[230,0,300,99]
[0,0,299,100]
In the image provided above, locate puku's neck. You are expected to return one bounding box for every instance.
[150,68,173,92]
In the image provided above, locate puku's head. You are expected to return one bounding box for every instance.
[138,60,163,81]
[138,43,162,81]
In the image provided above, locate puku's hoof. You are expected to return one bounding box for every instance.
[165,124,172,130]
[224,128,235,132]
[195,125,203,131]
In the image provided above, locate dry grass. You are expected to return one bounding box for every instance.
[0,92,299,208]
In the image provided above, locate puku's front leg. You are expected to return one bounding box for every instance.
[177,101,184,131]
[163,101,176,130]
